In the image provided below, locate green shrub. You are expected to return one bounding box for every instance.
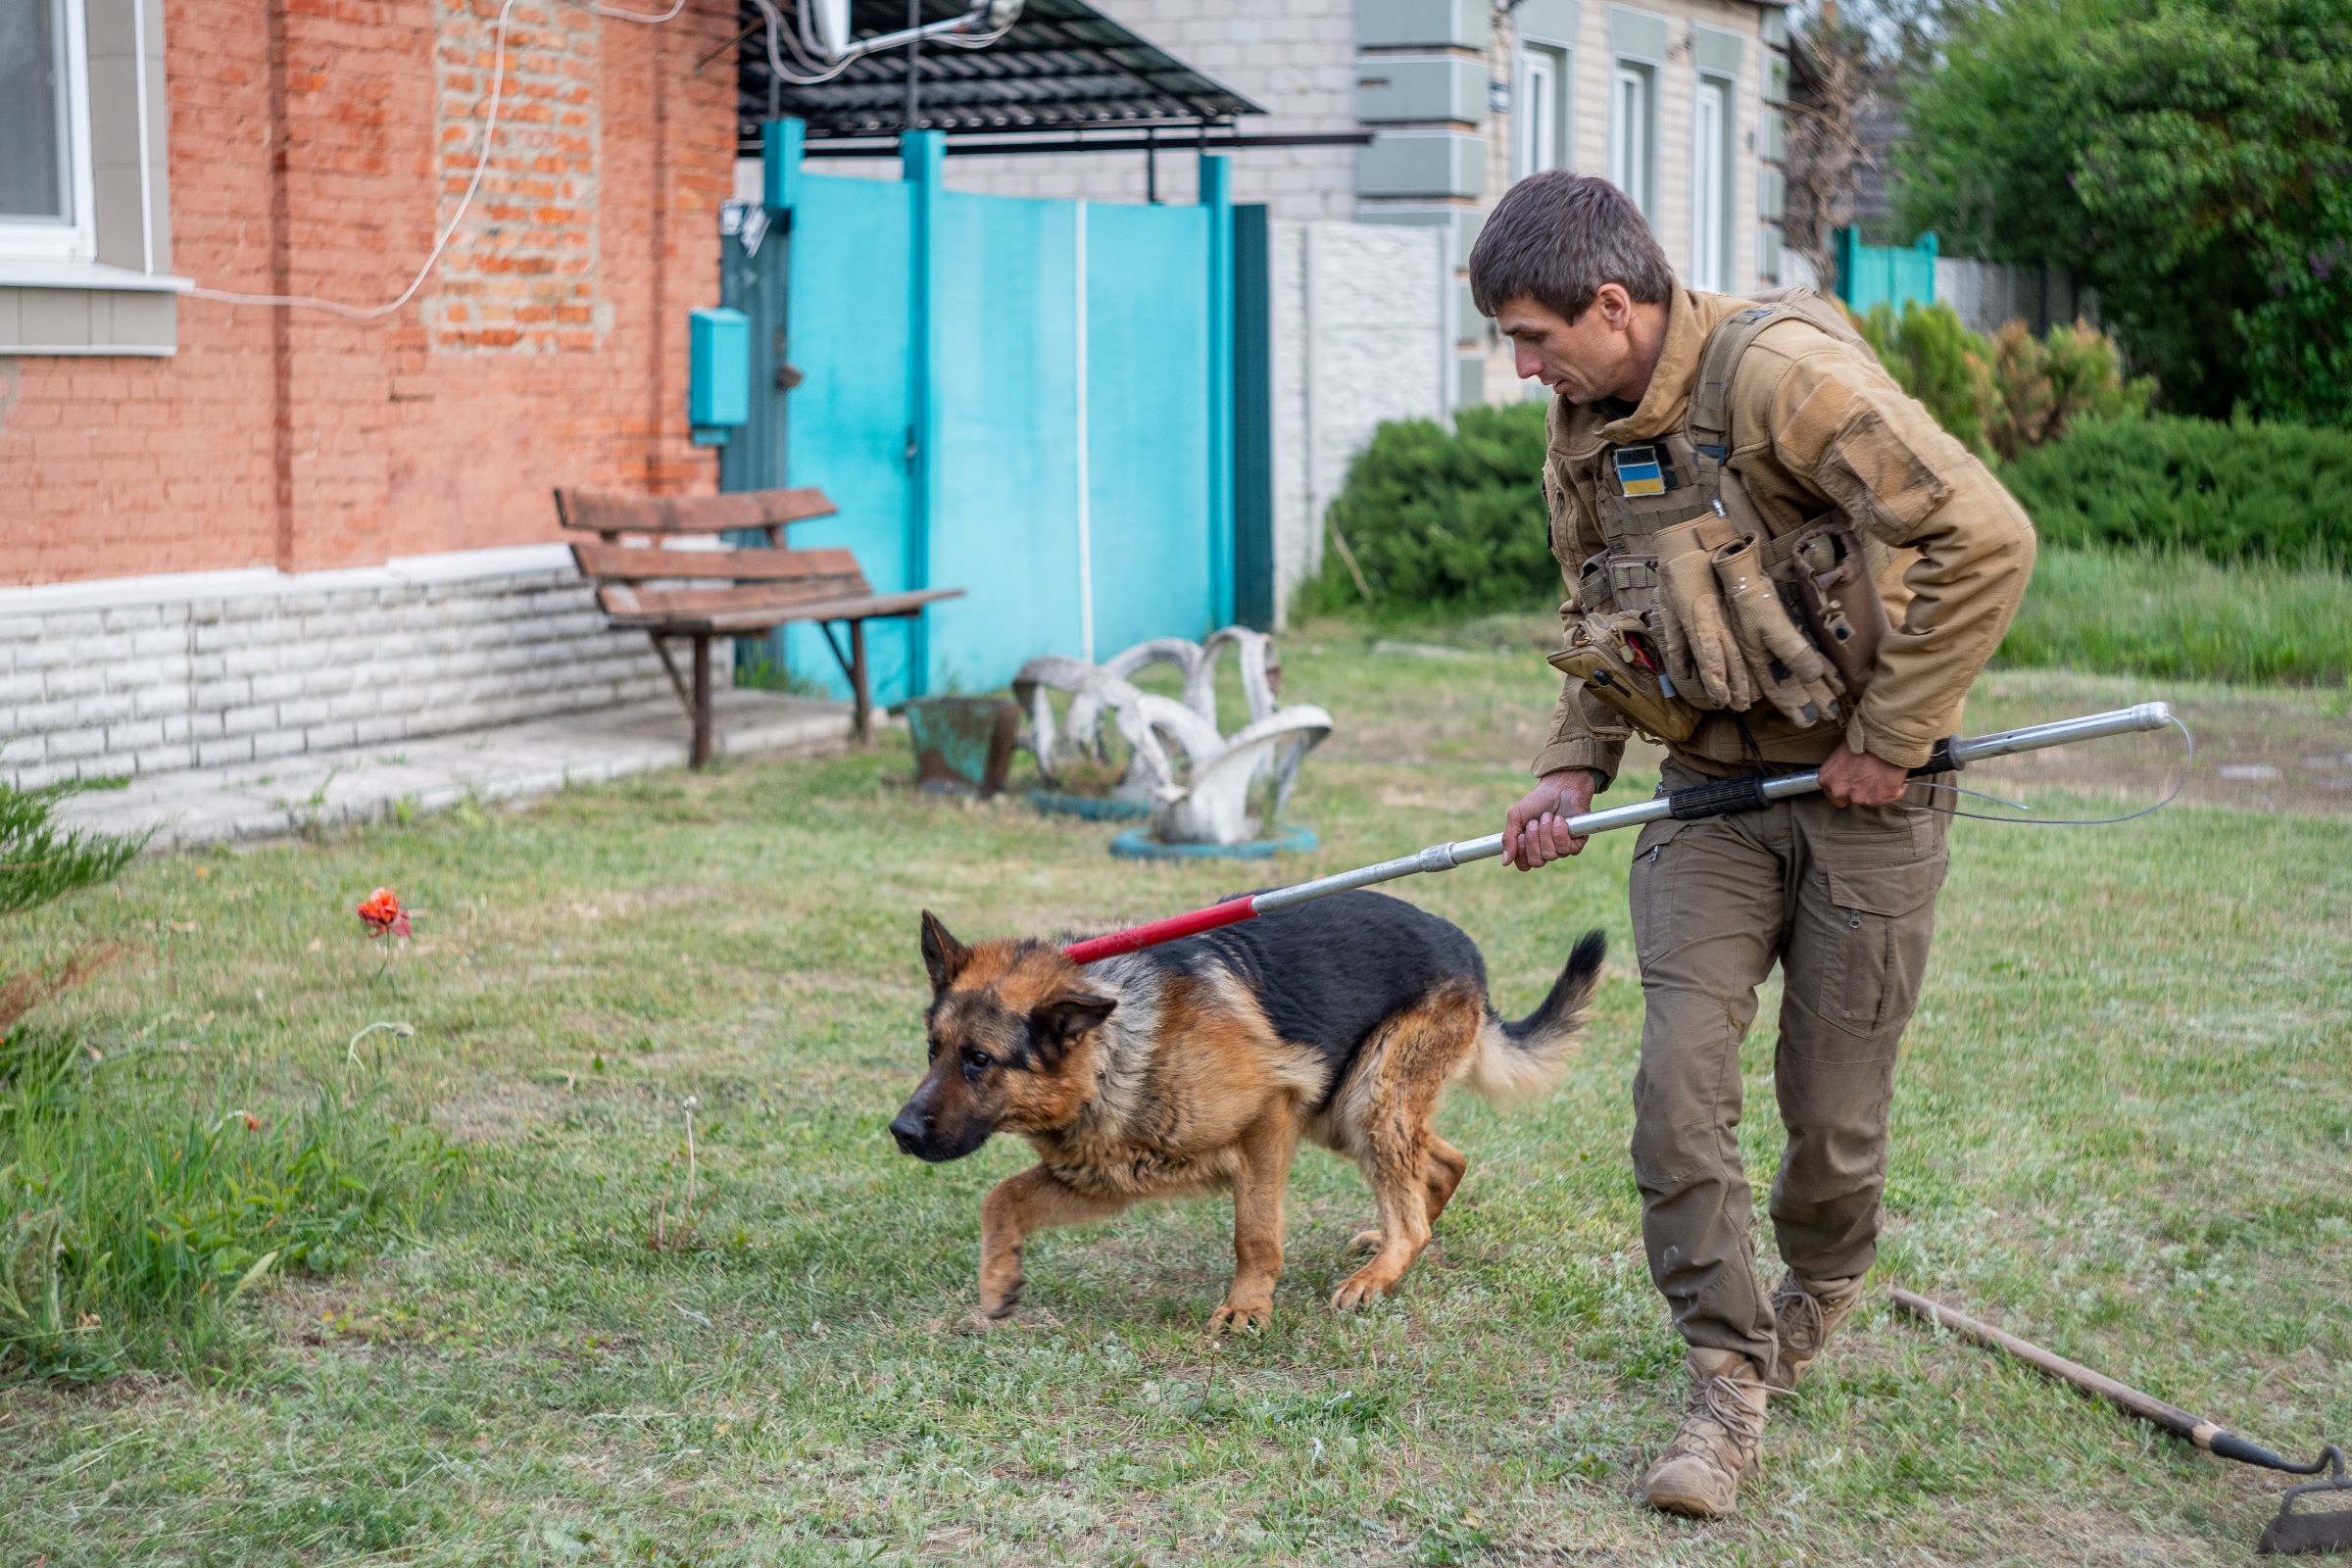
[0,1037,454,1380]
[1999,544,2352,687]
[1298,402,1552,617]
[1986,318,2155,461]
[0,781,145,1036]
[1856,302,2151,461]
[2000,415,2352,565]
[1858,301,1995,455]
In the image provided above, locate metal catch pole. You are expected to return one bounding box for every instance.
[1062,702,2175,964]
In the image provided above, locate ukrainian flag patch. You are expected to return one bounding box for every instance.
[1613,445,1667,497]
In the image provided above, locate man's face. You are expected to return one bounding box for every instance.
[1496,285,1638,405]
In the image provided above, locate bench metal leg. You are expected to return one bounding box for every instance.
[850,620,871,745]
[690,633,714,769]
[648,632,693,713]
[816,619,875,747]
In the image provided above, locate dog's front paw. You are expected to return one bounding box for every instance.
[1208,1299,1272,1335]
[976,1275,1024,1322]
[1329,1267,1402,1311]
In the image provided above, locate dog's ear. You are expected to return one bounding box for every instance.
[1028,991,1116,1063]
[919,910,972,993]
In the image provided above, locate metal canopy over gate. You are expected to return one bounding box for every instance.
[722,120,1235,707]
[733,0,1262,148]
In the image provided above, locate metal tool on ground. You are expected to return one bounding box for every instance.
[1063,701,2179,965]
[1891,1289,2350,1555]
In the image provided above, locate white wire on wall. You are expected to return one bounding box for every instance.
[188,0,1008,319]
[186,0,691,319]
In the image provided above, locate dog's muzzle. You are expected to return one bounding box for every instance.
[889,1109,929,1155]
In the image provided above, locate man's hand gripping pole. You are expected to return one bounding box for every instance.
[1061,703,2175,966]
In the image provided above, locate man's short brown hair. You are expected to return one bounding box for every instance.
[1468,172,1675,321]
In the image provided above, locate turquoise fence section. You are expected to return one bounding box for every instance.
[738,122,1231,707]
[1081,196,1215,661]
[925,187,1087,692]
[1836,227,1938,316]
[775,165,918,706]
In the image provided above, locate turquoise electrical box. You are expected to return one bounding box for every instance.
[688,306,750,444]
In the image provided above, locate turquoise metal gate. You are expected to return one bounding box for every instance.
[1836,226,1938,316]
[725,120,1234,708]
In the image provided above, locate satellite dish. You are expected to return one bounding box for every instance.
[811,0,851,59]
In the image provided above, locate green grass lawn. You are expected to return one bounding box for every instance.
[2,632,2347,1566]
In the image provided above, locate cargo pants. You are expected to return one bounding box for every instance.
[1626,758,1950,1369]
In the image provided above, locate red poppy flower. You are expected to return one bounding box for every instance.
[357,887,413,940]
[243,1113,262,1132]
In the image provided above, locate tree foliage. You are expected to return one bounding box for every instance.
[1896,0,2352,423]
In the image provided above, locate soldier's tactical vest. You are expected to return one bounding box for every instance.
[1550,288,1891,744]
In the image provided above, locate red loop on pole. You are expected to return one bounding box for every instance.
[1062,896,1259,965]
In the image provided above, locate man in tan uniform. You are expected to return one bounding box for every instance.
[1467,173,2034,1517]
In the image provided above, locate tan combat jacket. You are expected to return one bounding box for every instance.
[1533,287,2037,786]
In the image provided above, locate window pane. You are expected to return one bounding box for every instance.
[1612,73,1634,190]
[0,0,70,222]
[1694,81,1725,289]
[1613,69,1647,216]
[1520,53,1555,175]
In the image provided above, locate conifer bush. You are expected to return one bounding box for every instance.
[2000,415,2352,565]
[1296,402,1552,616]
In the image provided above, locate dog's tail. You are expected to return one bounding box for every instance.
[1464,929,1606,1102]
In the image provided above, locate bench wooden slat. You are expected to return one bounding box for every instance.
[554,486,839,535]
[571,541,863,583]
[598,576,873,625]
[665,586,966,634]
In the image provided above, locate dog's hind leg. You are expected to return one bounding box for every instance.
[1349,1133,1470,1253]
[1424,1133,1469,1224]
[1332,988,1484,1309]
[978,1165,1129,1320]
[1211,1108,1300,1334]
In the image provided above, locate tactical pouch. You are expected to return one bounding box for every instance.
[1547,612,1702,744]
[1788,519,1888,702]
[1576,551,1613,612]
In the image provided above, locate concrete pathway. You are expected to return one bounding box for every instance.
[60,689,857,851]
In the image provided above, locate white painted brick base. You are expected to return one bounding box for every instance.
[0,546,726,790]
[1267,219,1449,624]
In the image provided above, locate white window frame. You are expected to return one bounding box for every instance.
[1690,75,1731,291]
[1609,63,1653,220]
[0,0,99,262]
[1516,46,1569,178]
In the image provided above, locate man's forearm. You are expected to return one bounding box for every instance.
[1848,481,2036,766]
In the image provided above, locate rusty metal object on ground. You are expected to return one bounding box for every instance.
[906,697,1020,798]
[1890,1288,2351,1556]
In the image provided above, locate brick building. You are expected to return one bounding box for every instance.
[0,0,741,788]
[1,0,1791,793]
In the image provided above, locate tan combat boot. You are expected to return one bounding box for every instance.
[1638,1348,1771,1518]
[1766,1272,1865,1393]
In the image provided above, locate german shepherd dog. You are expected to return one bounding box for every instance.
[891,890,1604,1330]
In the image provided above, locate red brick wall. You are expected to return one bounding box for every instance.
[0,0,737,587]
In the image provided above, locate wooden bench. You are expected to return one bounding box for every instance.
[554,486,963,766]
